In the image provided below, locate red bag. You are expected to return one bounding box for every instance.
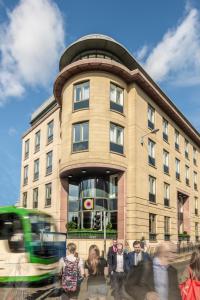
[179,268,200,300]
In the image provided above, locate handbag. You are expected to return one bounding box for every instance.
[179,268,200,300]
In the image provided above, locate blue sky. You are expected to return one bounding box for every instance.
[0,0,200,206]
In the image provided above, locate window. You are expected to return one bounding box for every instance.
[33,159,39,181]
[23,192,27,208]
[33,188,38,209]
[175,130,180,151]
[175,158,180,180]
[149,213,156,241]
[163,150,169,174]
[195,197,198,216]
[185,165,189,186]
[149,176,156,203]
[185,139,189,159]
[193,147,197,165]
[47,120,54,143]
[148,105,155,130]
[73,81,89,110]
[35,131,40,153]
[163,119,168,142]
[164,216,170,240]
[110,83,124,113]
[148,139,155,166]
[164,183,170,207]
[24,139,30,159]
[195,222,199,242]
[45,183,52,207]
[73,122,89,152]
[23,165,28,185]
[46,151,53,175]
[110,123,124,154]
[194,172,198,190]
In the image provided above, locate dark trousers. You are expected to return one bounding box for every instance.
[111,271,125,300]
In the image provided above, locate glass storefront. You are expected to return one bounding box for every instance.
[68,175,118,230]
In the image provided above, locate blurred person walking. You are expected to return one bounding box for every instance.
[59,242,84,300]
[124,242,181,300]
[108,242,128,300]
[179,247,200,300]
[85,244,108,300]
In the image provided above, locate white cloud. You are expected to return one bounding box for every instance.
[0,0,65,104]
[141,8,200,86]
[135,45,149,61]
[8,127,17,136]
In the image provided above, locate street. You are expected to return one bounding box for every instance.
[0,259,188,300]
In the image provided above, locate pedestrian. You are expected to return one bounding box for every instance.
[126,240,150,272]
[124,240,131,254]
[140,236,148,252]
[59,242,84,300]
[125,241,181,300]
[85,244,108,300]
[107,239,118,274]
[108,242,128,300]
[179,246,200,300]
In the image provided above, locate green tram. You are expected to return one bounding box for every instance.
[0,206,66,284]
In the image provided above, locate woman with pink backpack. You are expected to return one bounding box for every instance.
[179,247,200,300]
[59,242,84,300]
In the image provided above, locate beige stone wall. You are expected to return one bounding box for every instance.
[20,108,62,230]
[126,82,200,244]
[20,66,200,252]
[60,72,128,173]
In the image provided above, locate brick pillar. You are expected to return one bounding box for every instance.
[183,196,190,234]
[117,172,126,240]
[59,178,68,233]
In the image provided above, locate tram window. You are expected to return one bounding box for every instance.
[0,213,25,253]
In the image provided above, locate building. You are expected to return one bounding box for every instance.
[20,34,200,256]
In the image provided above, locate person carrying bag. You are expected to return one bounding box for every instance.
[179,248,200,300]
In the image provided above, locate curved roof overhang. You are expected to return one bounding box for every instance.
[59,34,140,71]
[60,162,126,181]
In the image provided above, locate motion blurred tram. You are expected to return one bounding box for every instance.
[0,206,66,284]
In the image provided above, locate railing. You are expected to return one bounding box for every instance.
[177,242,200,254]
[67,230,117,239]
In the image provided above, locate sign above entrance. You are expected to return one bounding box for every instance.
[83,198,94,210]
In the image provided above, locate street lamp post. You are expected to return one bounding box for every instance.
[140,128,159,145]
[103,210,107,258]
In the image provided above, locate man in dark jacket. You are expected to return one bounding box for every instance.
[108,242,128,300]
[126,240,150,272]
[124,242,181,300]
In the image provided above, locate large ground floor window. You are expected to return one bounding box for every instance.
[68,176,118,231]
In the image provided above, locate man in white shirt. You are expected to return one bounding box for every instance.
[108,243,128,300]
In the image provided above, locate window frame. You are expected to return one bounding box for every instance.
[45,183,52,207]
[47,120,54,144]
[110,123,124,154]
[46,151,53,175]
[148,104,155,130]
[73,81,90,111]
[110,83,124,113]
[33,188,38,209]
[148,139,156,166]
[23,165,28,185]
[35,130,41,153]
[149,175,156,203]
[24,139,30,160]
[72,121,89,152]
[163,118,168,142]
[33,159,39,181]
